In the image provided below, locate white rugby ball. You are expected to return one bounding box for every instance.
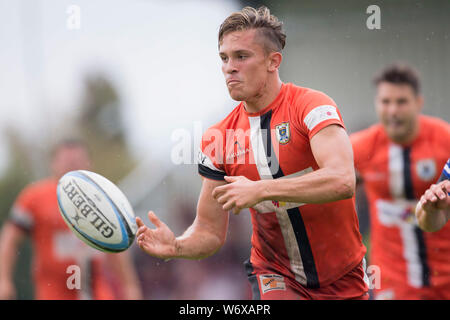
[57,170,137,253]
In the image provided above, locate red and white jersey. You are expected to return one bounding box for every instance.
[351,116,450,289]
[198,83,366,288]
[9,178,115,300]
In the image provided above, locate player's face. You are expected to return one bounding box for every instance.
[51,146,91,178]
[375,82,423,143]
[219,29,271,102]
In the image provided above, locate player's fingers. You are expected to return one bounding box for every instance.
[136,216,145,228]
[442,180,450,193]
[138,241,151,255]
[137,238,146,249]
[424,189,438,202]
[136,227,145,238]
[222,200,235,211]
[216,194,230,205]
[433,185,447,200]
[147,211,162,228]
[224,176,238,183]
[233,207,241,215]
[419,195,427,206]
[137,233,147,242]
[212,185,227,199]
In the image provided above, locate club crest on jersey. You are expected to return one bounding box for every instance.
[275,122,290,145]
[416,159,436,182]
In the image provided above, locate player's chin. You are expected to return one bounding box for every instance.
[228,90,247,102]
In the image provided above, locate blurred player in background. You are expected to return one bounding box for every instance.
[136,6,368,300]
[351,64,450,299]
[0,139,142,300]
[416,159,450,232]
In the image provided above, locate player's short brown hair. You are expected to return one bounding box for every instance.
[373,64,421,95]
[218,6,286,53]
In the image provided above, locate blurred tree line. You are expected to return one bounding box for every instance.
[0,72,136,299]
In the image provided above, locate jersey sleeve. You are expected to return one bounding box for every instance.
[437,159,450,183]
[197,126,226,181]
[9,185,36,233]
[295,90,346,140]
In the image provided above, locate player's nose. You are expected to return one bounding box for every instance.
[223,59,238,74]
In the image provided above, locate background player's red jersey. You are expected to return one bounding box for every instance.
[9,178,115,300]
[198,83,367,296]
[351,115,450,299]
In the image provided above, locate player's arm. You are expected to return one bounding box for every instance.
[262,124,355,203]
[0,223,27,299]
[415,180,450,232]
[213,125,355,213]
[136,178,229,260]
[105,251,142,299]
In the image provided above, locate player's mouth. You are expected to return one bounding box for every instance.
[227,79,241,86]
[387,119,404,128]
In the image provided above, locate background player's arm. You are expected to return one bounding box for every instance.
[415,180,450,232]
[136,178,229,260]
[0,223,27,299]
[213,125,355,213]
[105,251,143,299]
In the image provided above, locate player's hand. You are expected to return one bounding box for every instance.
[135,211,178,260]
[212,176,263,215]
[0,279,16,300]
[420,180,450,213]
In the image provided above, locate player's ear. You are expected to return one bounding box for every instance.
[267,51,282,72]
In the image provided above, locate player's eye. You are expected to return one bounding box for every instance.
[220,56,228,62]
[238,55,247,60]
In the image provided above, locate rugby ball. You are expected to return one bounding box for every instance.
[57,170,137,253]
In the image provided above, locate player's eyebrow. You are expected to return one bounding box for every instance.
[219,49,253,57]
[234,49,253,56]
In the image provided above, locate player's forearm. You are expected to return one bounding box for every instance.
[174,220,226,260]
[416,202,448,232]
[260,166,355,204]
[107,252,142,299]
[0,245,16,283]
[0,225,21,282]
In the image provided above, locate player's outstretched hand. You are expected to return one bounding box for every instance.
[420,180,450,213]
[135,211,178,260]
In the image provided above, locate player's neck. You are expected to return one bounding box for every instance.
[244,78,283,114]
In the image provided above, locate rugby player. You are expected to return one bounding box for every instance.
[0,140,142,300]
[136,6,368,300]
[351,65,450,299]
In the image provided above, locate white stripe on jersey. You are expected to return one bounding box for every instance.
[400,226,423,288]
[248,115,308,286]
[384,144,425,287]
[274,207,308,285]
[248,116,273,179]
[388,144,405,199]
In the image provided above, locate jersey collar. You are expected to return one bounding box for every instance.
[242,83,287,117]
